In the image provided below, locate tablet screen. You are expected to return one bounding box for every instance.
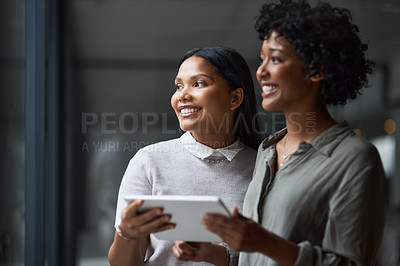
[124,195,231,242]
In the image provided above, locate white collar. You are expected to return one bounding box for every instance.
[180,132,244,162]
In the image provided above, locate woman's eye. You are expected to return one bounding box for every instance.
[175,84,183,90]
[271,57,282,63]
[195,81,206,87]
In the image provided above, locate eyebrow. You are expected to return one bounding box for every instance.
[260,47,287,58]
[175,74,215,82]
[269,48,286,54]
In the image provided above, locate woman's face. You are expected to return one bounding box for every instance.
[256,30,317,112]
[171,56,236,136]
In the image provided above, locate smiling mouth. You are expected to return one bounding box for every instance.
[262,85,278,93]
[180,107,201,116]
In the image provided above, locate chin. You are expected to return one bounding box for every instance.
[261,103,277,111]
[262,97,285,111]
[179,123,194,133]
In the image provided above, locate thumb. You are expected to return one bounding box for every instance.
[128,199,144,214]
[132,199,144,209]
[231,206,243,218]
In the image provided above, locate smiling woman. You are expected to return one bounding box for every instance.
[257,30,315,113]
[108,46,261,266]
[172,47,261,150]
[171,56,241,148]
[200,1,388,266]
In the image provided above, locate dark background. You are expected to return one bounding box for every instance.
[1,0,399,265]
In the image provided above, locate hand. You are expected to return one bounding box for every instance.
[172,241,214,262]
[118,200,175,240]
[202,206,268,252]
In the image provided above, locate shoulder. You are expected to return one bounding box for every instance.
[335,130,381,164]
[317,122,381,166]
[332,129,386,187]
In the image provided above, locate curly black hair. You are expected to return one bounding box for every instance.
[255,0,373,106]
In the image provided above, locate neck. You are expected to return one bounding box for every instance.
[191,132,236,149]
[284,106,336,142]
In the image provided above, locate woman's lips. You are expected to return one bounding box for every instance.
[180,107,201,117]
[261,85,279,97]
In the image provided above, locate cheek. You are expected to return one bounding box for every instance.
[256,65,263,82]
[197,90,214,102]
[269,66,281,77]
[200,92,223,111]
[208,95,232,113]
[170,92,178,108]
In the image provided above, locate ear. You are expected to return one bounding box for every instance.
[230,88,244,111]
[310,71,324,82]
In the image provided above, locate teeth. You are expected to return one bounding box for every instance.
[262,85,278,93]
[181,108,200,114]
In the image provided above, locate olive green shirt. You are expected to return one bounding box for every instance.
[239,122,387,266]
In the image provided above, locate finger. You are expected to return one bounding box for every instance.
[135,214,173,234]
[187,241,202,249]
[175,241,197,256]
[151,222,176,234]
[124,206,164,227]
[231,206,243,218]
[174,240,188,250]
[174,240,184,247]
[129,199,144,206]
[124,199,144,217]
[125,200,167,222]
[193,242,210,249]
[172,243,194,261]
[136,208,164,224]
[202,213,230,227]
[124,199,162,221]
[172,245,185,260]
[202,215,241,241]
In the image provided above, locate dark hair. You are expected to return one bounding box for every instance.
[255,0,373,106]
[178,46,261,150]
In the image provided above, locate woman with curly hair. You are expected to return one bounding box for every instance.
[177,0,387,265]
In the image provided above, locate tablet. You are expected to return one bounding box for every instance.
[124,195,231,242]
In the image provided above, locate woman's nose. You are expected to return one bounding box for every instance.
[179,87,191,102]
[256,60,269,80]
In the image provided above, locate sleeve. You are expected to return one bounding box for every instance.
[219,242,239,266]
[114,148,153,229]
[294,160,387,266]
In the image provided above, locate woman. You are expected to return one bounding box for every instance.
[196,1,387,265]
[108,46,261,265]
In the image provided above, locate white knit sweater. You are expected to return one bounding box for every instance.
[114,132,256,265]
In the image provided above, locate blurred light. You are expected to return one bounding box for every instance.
[353,128,364,137]
[384,119,396,135]
[371,135,395,178]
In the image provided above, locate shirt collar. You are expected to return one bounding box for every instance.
[180,131,245,161]
[310,121,353,156]
[261,121,352,157]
